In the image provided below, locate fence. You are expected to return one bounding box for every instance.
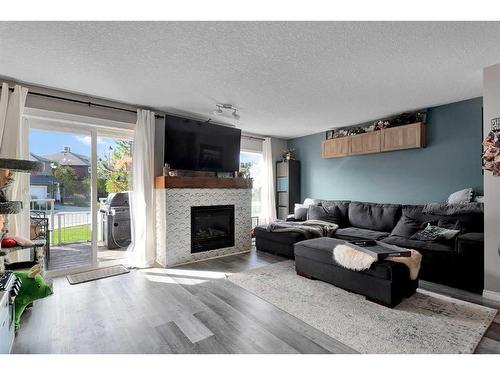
[30,199,98,246]
[52,211,92,245]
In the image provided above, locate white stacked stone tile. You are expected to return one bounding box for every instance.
[155,188,252,266]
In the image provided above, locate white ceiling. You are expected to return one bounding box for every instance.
[2,21,500,139]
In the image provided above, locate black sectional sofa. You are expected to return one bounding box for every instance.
[255,200,484,293]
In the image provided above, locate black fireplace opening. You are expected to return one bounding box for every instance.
[191,205,235,253]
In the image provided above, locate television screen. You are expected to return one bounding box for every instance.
[164,115,241,172]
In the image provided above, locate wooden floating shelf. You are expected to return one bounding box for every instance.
[155,176,252,189]
[322,122,426,159]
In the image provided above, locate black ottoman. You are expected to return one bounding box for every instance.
[255,226,307,258]
[294,237,418,307]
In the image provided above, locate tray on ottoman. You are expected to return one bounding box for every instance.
[294,237,417,307]
[347,240,411,260]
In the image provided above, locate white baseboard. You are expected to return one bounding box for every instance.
[483,289,500,302]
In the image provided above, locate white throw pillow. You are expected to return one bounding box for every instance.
[294,204,308,221]
[447,188,473,205]
[303,198,321,207]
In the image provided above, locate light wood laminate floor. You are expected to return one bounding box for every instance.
[12,250,500,354]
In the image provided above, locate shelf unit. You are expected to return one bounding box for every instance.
[276,160,300,220]
[1,158,44,273]
[322,122,426,159]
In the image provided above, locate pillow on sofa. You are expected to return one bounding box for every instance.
[410,223,460,241]
[294,204,308,221]
[320,200,351,227]
[303,198,321,207]
[307,204,342,224]
[390,214,426,238]
[447,188,473,204]
[437,218,462,231]
[348,201,402,232]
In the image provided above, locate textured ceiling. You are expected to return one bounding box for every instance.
[2,21,500,139]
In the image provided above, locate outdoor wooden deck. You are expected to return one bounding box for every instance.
[48,242,128,270]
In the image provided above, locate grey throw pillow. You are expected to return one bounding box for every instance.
[410,223,460,241]
[447,188,473,205]
[294,204,308,221]
[307,204,341,224]
[390,214,424,238]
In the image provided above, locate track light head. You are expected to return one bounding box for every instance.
[212,103,240,120]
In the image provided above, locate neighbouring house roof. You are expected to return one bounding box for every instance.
[30,152,52,163]
[39,146,90,167]
[29,152,52,176]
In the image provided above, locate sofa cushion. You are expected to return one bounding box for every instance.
[294,237,400,279]
[456,232,484,257]
[421,203,484,233]
[381,235,454,252]
[319,200,351,227]
[335,227,390,241]
[307,204,342,224]
[410,223,460,242]
[393,204,483,236]
[390,214,426,238]
[348,201,402,232]
[254,225,306,245]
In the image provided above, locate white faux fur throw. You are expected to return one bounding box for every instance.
[333,244,422,280]
[333,244,376,271]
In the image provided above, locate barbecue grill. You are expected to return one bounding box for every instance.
[100,192,131,250]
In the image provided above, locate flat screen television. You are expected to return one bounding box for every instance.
[164,114,241,173]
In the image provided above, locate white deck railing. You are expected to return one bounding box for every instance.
[30,199,103,246]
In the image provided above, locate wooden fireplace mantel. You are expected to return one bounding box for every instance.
[154,176,252,189]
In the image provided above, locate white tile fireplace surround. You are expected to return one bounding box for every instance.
[155,188,252,267]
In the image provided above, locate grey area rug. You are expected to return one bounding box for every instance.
[67,265,129,285]
[228,260,497,354]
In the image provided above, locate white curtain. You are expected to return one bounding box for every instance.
[260,137,276,224]
[129,109,156,268]
[0,83,30,239]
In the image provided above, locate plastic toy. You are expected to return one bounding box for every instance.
[13,264,53,331]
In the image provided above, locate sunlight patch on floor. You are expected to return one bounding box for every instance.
[142,267,232,285]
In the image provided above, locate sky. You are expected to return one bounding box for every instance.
[30,128,262,166]
[30,129,117,159]
[240,151,261,165]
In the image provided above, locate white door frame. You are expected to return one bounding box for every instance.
[24,108,135,277]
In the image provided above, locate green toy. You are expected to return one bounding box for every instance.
[13,264,53,331]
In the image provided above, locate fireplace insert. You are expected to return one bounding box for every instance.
[191,205,235,253]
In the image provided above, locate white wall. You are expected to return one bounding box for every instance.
[483,63,500,295]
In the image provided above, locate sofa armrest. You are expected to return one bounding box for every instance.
[456,232,484,257]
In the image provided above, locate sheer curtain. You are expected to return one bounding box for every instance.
[129,109,156,268]
[0,83,30,239]
[260,137,276,224]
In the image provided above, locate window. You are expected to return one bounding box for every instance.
[240,151,263,218]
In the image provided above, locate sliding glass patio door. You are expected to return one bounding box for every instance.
[26,112,135,275]
[29,127,95,272]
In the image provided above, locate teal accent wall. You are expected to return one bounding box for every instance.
[287,97,483,204]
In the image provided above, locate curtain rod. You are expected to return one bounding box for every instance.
[7,86,164,119]
[242,134,265,141]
